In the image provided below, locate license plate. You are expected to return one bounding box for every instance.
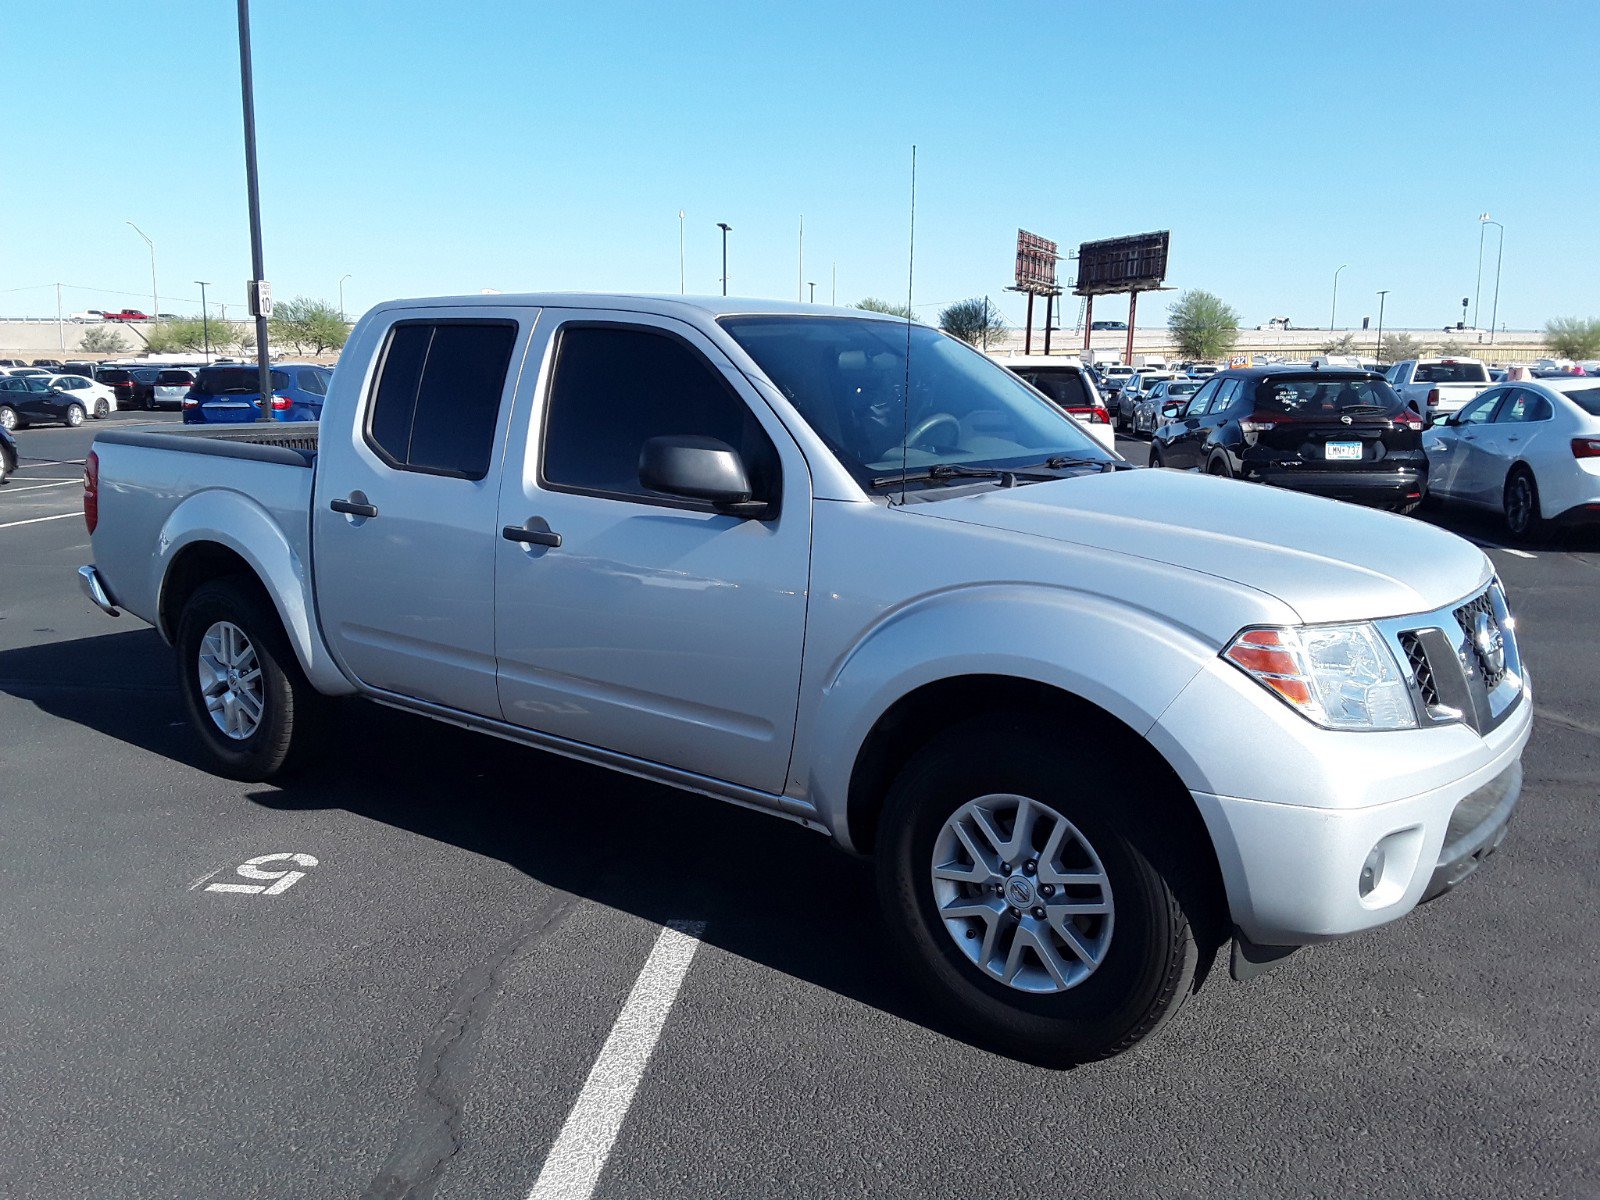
[1324,441,1362,461]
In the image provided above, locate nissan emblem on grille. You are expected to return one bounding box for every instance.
[1473,611,1505,678]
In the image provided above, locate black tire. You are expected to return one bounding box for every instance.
[0,444,14,484]
[875,715,1207,1066]
[1503,469,1546,543]
[175,578,325,781]
[1207,455,1232,478]
[1148,446,1165,469]
[92,398,109,419]
[63,402,85,428]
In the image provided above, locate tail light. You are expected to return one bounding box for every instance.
[1240,411,1278,433]
[1573,437,1600,459]
[270,395,292,410]
[1395,412,1424,430]
[83,450,99,535]
[1091,405,1110,424]
[1426,388,1440,408]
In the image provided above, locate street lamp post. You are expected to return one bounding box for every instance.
[716,222,731,296]
[126,221,157,322]
[807,281,816,303]
[338,274,351,322]
[235,0,274,421]
[1330,264,1346,332]
[1375,289,1389,360]
[1481,218,1504,345]
[1474,213,1489,330]
[195,281,212,359]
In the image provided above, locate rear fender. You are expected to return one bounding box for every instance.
[156,489,355,695]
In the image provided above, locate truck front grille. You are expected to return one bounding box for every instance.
[1455,590,1508,691]
[1398,632,1438,708]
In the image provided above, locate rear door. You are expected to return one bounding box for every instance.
[1460,387,1548,505]
[313,309,536,716]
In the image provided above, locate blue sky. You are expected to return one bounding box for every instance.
[3,1,1595,332]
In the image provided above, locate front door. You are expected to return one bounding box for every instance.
[1164,377,1222,468]
[1437,388,1507,505]
[312,310,536,716]
[493,314,811,794]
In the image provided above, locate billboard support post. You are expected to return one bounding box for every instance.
[1024,293,1035,354]
[1043,294,1054,355]
[1082,295,1093,354]
[1125,292,1138,364]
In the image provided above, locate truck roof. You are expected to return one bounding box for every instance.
[365,293,900,322]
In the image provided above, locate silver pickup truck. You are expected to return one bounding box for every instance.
[80,295,1531,1064]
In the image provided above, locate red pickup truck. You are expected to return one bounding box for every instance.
[103,309,150,323]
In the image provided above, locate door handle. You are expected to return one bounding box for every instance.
[502,523,562,548]
[330,497,379,518]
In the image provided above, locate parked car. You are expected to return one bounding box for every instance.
[1385,358,1492,420]
[1132,378,1201,436]
[1186,363,1220,379]
[60,360,99,380]
[0,374,99,429]
[1116,371,1176,433]
[182,362,332,424]
[0,359,25,368]
[82,293,1529,1065]
[1089,319,1127,330]
[30,359,64,370]
[152,368,199,410]
[96,366,162,410]
[991,356,1116,450]
[1149,366,1427,511]
[1423,377,1600,540]
[0,424,16,482]
[2,367,52,378]
[45,374,116,418]
[1097,364,1137,418]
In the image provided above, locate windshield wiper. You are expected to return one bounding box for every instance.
[868,463,1057,490]
[1041,455,1125,472]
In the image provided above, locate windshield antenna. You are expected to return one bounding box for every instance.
[899,144,917,508]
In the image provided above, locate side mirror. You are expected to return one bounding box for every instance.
[639,435,769,517]
[1161,402,1184,418]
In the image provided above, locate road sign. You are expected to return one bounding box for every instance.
[248,279,272,318]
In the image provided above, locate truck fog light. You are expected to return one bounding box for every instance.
[1359,846,1385,898]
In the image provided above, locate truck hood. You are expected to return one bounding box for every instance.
[918,468,1491,624]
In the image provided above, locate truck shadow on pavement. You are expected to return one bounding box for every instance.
[0,626,1002,1058]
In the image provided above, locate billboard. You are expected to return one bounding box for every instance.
[1074,231,1170,296]
[1014,229,1059,294]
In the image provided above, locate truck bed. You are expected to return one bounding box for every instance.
[93,422,318,467]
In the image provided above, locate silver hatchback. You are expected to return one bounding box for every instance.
[152,368,197,410]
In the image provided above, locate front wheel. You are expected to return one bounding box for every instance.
[875,717,1206,1065]
[1148,447,1165,469]
[0,405,16,432]
[175,578,325,781]
[64,403,85,428]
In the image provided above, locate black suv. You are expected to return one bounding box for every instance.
[95,365,162,410]
[1148,366,1428,511]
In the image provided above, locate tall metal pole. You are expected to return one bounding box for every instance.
[338,273,351,322]
[1124,292,1138,365]
[717,222,731,296]
[678,210,685,294]
[808,282,816,303]
[1473,214,1489,329]
[1330,264,1346,331]
[127,221,157,323]
[56,283,64,351]
[797,215,804,303]
[1375,290,1389,360]
[1483,221,1504,345]
[831,262,836,306]
[196,281,211,359]
[236,0,273,420]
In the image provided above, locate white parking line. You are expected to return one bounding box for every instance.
[1,480,79,494]
[0,512,81,530]
[525,920,705,1200]
[1501,548,1536,560]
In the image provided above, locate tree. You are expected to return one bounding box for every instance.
[79,325,126,353]
[1319,332,1358,355]
[143,316,212,354]
[1378,333,1427,363]
[938,297,1006,347]
[1544,316,1600,361]
[854,297,919,321]
[1435,337,1468,357]
[268,296,349,355]
[1167,290,1239,360]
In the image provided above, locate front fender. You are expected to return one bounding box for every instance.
[156,489,355,695]
[801,584,1218,851]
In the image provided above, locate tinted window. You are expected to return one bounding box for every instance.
[1561,386,1600,416]
[155,370,193,385]
[1253,375,1404,416]
[1497,389,1551,423]
[1186,378,1221,413]
[1207,379,1242,415]
[1453,391,1503,426]
[298,368,329,396]
[195,367,258,394]
[544,325,778,503]
[1021,369,1091,410]
[367,322,516,480]
[1414,361,1489,384]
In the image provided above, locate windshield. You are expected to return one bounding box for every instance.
[1255,375,1405,416]
[1414,361,1489,383]
[721,316,1112,486]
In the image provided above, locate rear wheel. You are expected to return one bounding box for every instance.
[1503,469,1546,543]
[92,398,109,419]
[875,716,1206,1066]
[175,578,325,781]
[1207,455,1232,478]
[0,406,16,432]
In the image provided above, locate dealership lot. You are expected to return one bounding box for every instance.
[2,418,1597,1198]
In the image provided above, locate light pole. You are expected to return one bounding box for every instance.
[716,222,731,296]
[1330,264,1346,332]
[236,0,274,421]
[1474,213,1489,329]
[677,210,685,294]
[1375,289,1389,360]
[195,281,212,359]
[1481,218,1504,345]
[338,273,351,322]
[126,221,157,322]
[808,281,816,303]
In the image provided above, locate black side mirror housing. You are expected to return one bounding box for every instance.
[639,435,769,517]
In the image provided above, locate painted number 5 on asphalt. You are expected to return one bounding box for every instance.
[205,853,318,896]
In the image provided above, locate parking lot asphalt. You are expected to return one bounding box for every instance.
[2,417,1597,1199]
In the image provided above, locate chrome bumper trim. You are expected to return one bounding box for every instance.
[77,565,120,617]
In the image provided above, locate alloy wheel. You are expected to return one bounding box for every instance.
[197,621,265,740]
[1505,476,1533,536]
[930,793,1114,994]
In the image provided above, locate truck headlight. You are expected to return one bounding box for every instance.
[1223,623,1417,731]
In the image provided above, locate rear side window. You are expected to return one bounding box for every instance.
[1254,376,1404,416]
[298,368,329,396]
[1562,386,1600,416]
[542,324,778,505]
[366,322,516,480]
[1498,390,1551,423]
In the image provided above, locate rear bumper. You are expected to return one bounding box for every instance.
[77,565,121,617]
[1242,464,1427,506]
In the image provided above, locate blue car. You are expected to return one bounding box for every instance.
[182,363,332,424]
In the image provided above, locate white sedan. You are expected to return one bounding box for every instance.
[44,374,117,419]
[1424,377,1600,540]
